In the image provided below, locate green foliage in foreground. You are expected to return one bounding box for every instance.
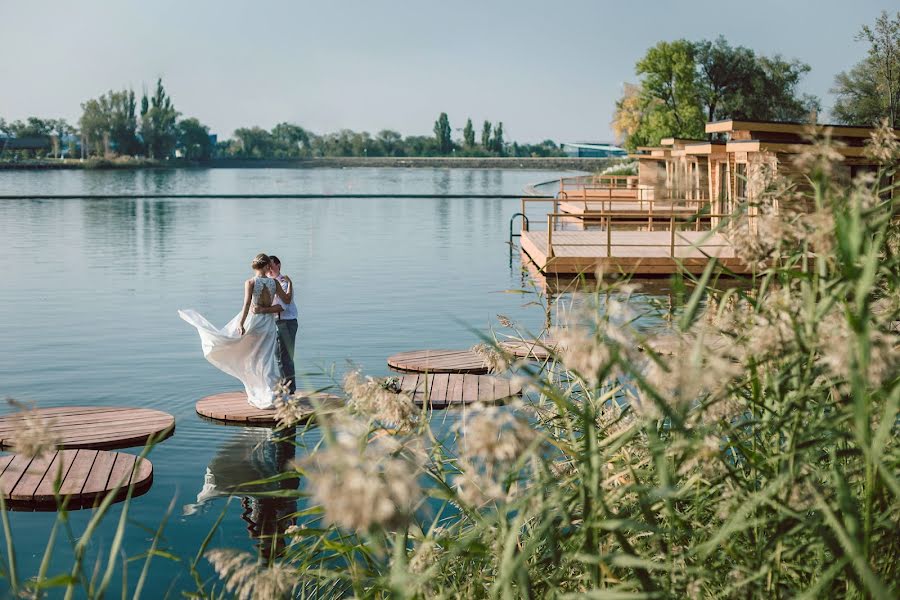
[1,135,898,599]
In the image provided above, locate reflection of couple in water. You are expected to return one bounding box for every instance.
[184,427,298,560]
[179,253,299,409]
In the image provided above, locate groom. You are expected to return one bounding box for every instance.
[253,255,298,394]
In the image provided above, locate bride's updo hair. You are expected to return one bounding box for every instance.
[251,253,270,270]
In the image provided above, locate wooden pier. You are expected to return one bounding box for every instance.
[520,225,748,275]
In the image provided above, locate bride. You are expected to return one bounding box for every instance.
[179,253,293,409]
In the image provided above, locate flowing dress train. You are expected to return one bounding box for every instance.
[179,277,282,409]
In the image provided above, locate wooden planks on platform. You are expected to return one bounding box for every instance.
[0,449,153,511]
[398,373,521,408]
[500,339,556,361]
[520,230,751,275]
[387,349,489,374]
[196,391,342,425]
[0,407,175,451]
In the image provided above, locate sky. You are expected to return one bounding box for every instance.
[0,0,895,143]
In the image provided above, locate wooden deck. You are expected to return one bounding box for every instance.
[520,229,750,275]
[0,449,152,510]
[0,407,175,450]
[196,391,341,425]
[398,373,522,407]
[387,349,490,374]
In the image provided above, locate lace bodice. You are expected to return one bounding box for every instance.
[252,276,277,306]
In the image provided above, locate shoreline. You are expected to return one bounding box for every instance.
[0,156,620,171]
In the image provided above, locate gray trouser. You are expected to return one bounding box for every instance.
[276,318,298,393]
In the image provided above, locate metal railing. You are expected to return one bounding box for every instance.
[543,211,735,259]
[559,174,638,190]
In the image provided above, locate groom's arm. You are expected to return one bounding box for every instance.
[251,305,284,315]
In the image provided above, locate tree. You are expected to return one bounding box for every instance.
[177,118,212,160]
[462,118,475,147]
[233,127,276,158]
[79,98,109,156]
[481,120,492,149]
[107,90,140,155]
[433,112,452,154]
[491,122,505,155]
[48,118,75,158]
[376,129,404,156]
[271,122,311,157]
[613,37,819,150]
[140,78,179,159]
[833,11,900,126]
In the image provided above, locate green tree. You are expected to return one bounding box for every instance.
[491,122,505,155]
[833,11,900,126]
[614,38,819,150]
[271,122,311,158]
[79,98,110,156]
[481,120,492,149]
[376,129,404,156]
[176,118,212,160]
[140,78,179,159]
[233,127,276,158]
[462,118,475,147]
[107,90,140,155]
[433,112,452,154]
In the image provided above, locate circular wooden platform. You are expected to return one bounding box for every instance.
[499,338,557,361]
[196,391,342,425]
[0,449,153,511]
[0,407,175,451]
[398,373,521,408]
[387,349,490,374]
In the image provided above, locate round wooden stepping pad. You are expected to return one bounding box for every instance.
[0,449,153,511]
[0,407,175,451]
[398,373,522,408]
[500,338,557,361]
[196,391,342,425]
[387,349,490,374]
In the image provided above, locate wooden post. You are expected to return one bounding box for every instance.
[606,215,612,257]
[669,215,676,257]
[548,214,554,258]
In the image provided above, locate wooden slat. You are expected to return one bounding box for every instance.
[430,374,450,405]
[81,451,117,495]
[32,450,78,502]
[107,453,137,489]
[9,453,56,501]
[0,454,34,497]
[58,450,98,496]
[446,373,464,402]
[462,375,480,405]
[477,376,496,402]
[196,391,339,424]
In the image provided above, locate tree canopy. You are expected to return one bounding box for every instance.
[613,37,820,150]
[832,11,900,127]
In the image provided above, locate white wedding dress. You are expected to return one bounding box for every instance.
[179,277,282,409]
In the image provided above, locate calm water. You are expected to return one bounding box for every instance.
[0,167,666,596]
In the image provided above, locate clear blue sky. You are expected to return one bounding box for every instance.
[0,0,894,143]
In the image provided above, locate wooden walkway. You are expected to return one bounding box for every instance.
[0,449,152,510]
[0,407,175,450]
[196,391,341,425]
[387,349,489,374]
[398,373,521,407]
[520,230,750,275]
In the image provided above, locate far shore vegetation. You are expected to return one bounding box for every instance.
[2,10,895,170]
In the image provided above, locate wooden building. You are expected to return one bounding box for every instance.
[524,120,896,276]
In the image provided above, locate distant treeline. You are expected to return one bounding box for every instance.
[0,82,564,162]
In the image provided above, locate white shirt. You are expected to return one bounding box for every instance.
[273,274,298,320]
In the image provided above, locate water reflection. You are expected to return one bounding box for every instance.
[185,427,298,561]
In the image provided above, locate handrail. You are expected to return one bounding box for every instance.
[543,211,738,259]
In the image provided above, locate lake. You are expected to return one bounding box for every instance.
[0,167,667,595]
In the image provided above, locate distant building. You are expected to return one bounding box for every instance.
[562,142,628,158]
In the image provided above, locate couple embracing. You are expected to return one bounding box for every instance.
[179,253,299,409]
